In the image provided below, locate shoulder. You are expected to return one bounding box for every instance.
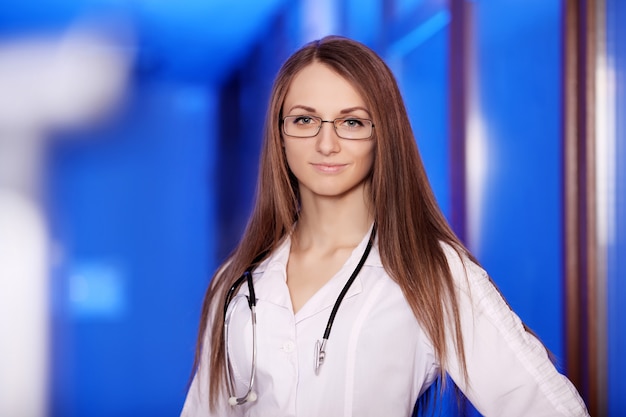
[438,241,508,319]
[439,241,487,287]
[252,235,291,275]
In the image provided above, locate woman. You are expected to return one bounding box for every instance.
[181,36,588,416]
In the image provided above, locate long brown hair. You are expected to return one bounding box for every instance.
[194,35,476,411]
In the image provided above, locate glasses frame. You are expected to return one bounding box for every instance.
[281,115,375,140]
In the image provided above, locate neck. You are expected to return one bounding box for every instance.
[294,187,374,251]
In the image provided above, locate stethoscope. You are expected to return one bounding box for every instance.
[222,225,376,406]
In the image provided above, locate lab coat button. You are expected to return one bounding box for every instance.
[282,341,295,353]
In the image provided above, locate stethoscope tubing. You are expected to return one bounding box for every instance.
[223,224,376,404]
[321,225,376,341]
[224,271,258,405]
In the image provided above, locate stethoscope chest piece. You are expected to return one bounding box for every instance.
[314,339,327,375]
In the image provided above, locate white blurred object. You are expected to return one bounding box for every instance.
[0,191,48,417]
[0,21,132,417]
[0,25,132,130]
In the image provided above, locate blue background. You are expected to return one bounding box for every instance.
[0,0,623,415]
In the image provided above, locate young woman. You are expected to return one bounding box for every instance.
[181,36,588,417]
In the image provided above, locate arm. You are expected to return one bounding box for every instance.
[181,312,241,417]
[181,344,212,417]
[181,263,236,417]
[442,247,589,417]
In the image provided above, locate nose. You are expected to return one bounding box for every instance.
[315,121,341,155]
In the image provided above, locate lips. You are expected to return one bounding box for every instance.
[310,163,348,173]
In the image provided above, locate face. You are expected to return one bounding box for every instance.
[281,62,375,202]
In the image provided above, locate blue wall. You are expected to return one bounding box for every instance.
[389,9,452,219]
[48,82,216,417]
[607,0,626,414]
[468,0,564,360]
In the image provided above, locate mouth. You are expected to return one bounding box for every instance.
[310,163,348,173]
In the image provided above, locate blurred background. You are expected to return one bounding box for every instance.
[0,0,623,416]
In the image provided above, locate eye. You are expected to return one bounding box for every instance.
[341,118,366,129]
[292,116,316,125]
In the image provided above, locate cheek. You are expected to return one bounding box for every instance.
[357,144,375,171]
[284,144,305,174]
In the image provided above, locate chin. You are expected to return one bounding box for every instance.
[309,184,364,199]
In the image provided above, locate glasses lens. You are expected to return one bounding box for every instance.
[334,118,373,139]
[283,116,321,137]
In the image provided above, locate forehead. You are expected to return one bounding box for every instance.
[283,62,367,112]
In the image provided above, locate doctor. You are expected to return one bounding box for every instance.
[181,36,589,416]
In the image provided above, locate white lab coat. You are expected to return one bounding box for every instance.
[181,231,589,417]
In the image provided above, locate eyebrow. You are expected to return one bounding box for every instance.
[287,105,372,117]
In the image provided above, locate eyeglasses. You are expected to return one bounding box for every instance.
[282,115,375,139]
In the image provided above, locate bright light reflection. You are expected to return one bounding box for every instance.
[595,42,616,248]
[594,14,615,409]
[466,106,489,254]
[465,11,488,257]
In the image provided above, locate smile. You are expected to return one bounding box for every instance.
[311,163,348,173]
